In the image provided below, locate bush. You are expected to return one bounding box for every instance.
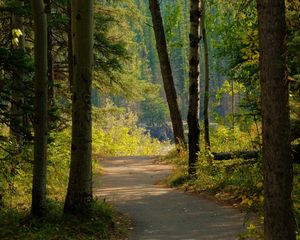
[92,104,170,156]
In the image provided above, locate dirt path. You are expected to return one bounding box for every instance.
[94,156,245,240]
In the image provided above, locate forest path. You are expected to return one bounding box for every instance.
[94,156,245,240]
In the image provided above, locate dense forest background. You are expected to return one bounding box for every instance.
[0,0,299,239]
[1,0,299,142]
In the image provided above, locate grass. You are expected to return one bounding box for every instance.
[0,200,130,240]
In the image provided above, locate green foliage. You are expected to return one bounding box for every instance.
[166,124,259,191]
[207,124,259,152]
[92,103,169,156]
[93,1,158,101]
[0,138,33,208]
[207,0,300,129]
[139,95,168,127]
[0,47,34,140]
[164,2,181,46]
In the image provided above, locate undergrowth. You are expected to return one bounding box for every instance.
[0,200,129,240]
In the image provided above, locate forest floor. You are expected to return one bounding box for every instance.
[94,156,245,240]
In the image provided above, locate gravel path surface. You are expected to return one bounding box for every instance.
[94,156,245,240]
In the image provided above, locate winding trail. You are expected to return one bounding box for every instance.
[94,156,245,240]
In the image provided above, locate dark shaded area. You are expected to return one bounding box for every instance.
[212,151,259,160]
[145,124,173,142]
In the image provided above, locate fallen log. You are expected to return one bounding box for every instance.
[212,151,259,161]
[212,144,300,162]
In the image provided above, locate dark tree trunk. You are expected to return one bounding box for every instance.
[10,0,25,143]
[231,80,235,129]
[64,0,94,214]
[200,0,210,150]
[187,0,201,176]
[45,0,56,132]
[30,0,48,217]
[45,0,54,109]
[257,0,295,239]
[149,0,186,148]
[67,0,73,92]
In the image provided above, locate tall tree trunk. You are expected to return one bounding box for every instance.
[64,0,94,214]
[231,80,235,129]
[149,0,186,148]
[67,0,73,92]
[257,0,295,239]
[10,0,25,143]
[187,0,201,176]
[200,0,210,150]
[31,0,48,217]
[45,0,55,131]
[45,0,54,110]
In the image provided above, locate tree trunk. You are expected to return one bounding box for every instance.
[30,0,48,217]
[64,0,94,214]
[10,0,25,143]
[45,0,54,110]
[67,0,73,92]
[149,0,186,148]
[187,0,201,176]
[231,80,235,129]
[200,0,210,150]
[257,0,295,239]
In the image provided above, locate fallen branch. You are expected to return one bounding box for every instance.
[212,151,259,161]
[212,144,300,162]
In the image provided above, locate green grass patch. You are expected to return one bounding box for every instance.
[0,200,129,240]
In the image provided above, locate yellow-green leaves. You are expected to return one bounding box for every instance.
[11,29,23,47]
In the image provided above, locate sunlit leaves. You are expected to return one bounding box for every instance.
[11,28,22,47]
